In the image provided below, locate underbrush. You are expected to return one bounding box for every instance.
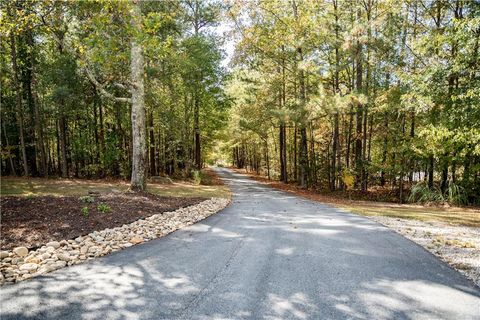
[191,169,223,186]
[408,181,468,205]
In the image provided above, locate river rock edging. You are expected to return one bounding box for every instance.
[0,197,229,285]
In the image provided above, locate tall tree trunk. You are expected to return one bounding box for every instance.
[149,111,156,176]
[98,103,106,167]
[353,8,364,189]
[28,35,47,177]
[293,125,297,181]
[380,119,388,187]
[298,46,308,188]
[2,123,17,175]
[130,1,147,191]
[428,155,434,189]
[354,112,363,188]
[194,92,201,170]
[9,23,29,176]
[331,113,339,191]
[299,126,308,188]
[367,114,373,163]
[92,92,100,165]
[441,157,448,193]
[279,54,288,183]
[264,138,270,179]
[409,111,415,183]
[331,0,340,190]
[279,123,286,182]
[399,114,406,203]
[346,107,353,169]
[58,114,68,177]
[362,106,368,190]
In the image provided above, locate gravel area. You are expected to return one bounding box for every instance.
[371,216,480,287]
[0,197,230,285]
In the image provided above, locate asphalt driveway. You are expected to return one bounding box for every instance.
[1,168,479,319]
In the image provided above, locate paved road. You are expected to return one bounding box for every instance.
[1,168,479,319]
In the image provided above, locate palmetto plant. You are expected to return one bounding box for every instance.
[408,182,444,204]
[445,183,467,205]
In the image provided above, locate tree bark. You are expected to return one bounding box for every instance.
[98,103,106,165]
[354,8,363,190]
[332,113,339,190]
[428,155,434,189]
[27,33,47,177]
[129,1,147,191]
[279,123,286,182]
[441,158,448,193]
[264,138,270,179]
[58,114,68,177]
[194,93,201,170]
[346,107,353,169]
[9,23,29,176]
[2,122,17,175]
[331,1,341,190]
[298,46,308,188]
[92,90,100,164]
[149,111,156,176]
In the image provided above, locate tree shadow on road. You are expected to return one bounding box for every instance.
[1,169,479,319]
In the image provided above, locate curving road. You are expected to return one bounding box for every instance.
[1,168,479,319]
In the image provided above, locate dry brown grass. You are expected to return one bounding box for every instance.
[1,173,230,199]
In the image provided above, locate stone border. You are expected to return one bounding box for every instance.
[0,197,230,285]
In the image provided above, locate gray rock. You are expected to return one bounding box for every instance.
[56,253,70,262]
[46,241,60,249]
[88,246,100,253]
[40,253,51,260]
[19,263,38,272]
[12,247,28,257]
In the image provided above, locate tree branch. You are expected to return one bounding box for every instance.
[85,67,132,103]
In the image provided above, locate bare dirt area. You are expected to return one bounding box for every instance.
[372,216,480,287]
[1,193,205,251]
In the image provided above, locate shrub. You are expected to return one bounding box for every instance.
[192,170,202,185]
[445,182,467,205]
[408,182,444,204]
[342,170,355,190]
[79,195,95,203]
[97,203,111,214]
[81,206,89,216]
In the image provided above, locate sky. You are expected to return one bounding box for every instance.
[215,20,236,69]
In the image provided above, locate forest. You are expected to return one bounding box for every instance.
[225,0,480,204]
[1,0,480,204]
[1,0,229,190]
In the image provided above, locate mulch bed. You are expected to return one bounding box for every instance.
[1,192,205,250]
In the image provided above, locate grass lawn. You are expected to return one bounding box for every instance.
[0,176,230,199]
[337,203,480,228]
